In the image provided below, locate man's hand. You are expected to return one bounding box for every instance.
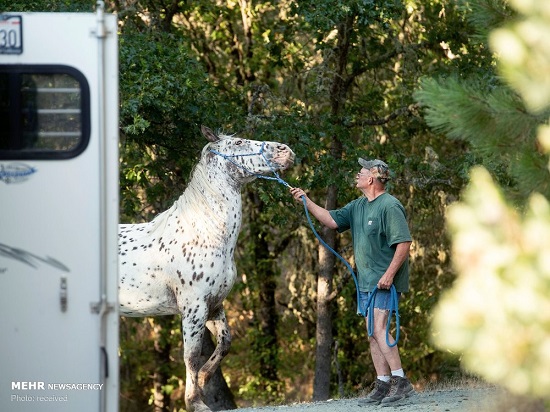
[289,187,339,230]
[377,272,395,290]
[377,241,412,289]
[290,187,307,202]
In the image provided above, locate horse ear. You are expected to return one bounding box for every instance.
[201,125,219,142]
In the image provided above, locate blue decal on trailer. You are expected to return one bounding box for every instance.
[0,163,37,183]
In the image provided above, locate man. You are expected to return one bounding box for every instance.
[290,158,414,405]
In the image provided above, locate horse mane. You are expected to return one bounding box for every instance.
[148,144,229,234]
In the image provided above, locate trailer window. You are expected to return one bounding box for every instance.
[0,65,90,159]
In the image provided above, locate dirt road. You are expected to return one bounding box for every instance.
[233,387,507,412]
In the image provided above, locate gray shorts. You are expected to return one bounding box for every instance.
[359,289,401,315]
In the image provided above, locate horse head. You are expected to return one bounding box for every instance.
[201,125,295,183]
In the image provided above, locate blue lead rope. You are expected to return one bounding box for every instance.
[209,146,400,346]
[364,285,400,347]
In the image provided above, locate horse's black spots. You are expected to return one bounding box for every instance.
[133,246,138,251]
[116,136,295,407]
[122,261,127,265]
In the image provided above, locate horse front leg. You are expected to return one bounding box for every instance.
[182,312,211,412]
[198,307,232,388]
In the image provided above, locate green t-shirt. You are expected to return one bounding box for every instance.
[329,193,412,293]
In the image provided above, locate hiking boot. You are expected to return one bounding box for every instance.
[358,379,391,405]
[380,376,414,404]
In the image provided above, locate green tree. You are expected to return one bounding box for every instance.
[416,0,550,402]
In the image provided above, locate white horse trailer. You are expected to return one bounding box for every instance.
[0,4,119,412]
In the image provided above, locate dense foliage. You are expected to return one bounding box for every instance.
[418,0,550,404]
[110,0,481,407]
[3,0,538,410]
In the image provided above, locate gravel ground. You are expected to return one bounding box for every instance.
[233,387,505,412]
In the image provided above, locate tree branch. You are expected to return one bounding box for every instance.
[353,103,420,126]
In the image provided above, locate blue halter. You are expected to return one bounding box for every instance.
[209,141,292,188]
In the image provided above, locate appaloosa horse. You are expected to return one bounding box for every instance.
[118,126,294,412]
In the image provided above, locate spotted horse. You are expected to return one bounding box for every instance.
[118,126,295,412]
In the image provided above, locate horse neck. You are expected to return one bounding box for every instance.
[175,163,243,239]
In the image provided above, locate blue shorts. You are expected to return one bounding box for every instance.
[359,289,401,316]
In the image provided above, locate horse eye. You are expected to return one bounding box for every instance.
[235,140,243,145]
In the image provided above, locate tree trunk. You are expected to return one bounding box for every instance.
[201,333,238,411]
[248,192,280,392]
[152,318,172,412]
[312,13,353,400]
[312,184,339,401]
[254,233,280,383]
